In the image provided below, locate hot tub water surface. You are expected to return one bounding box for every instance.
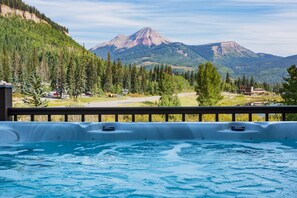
[1,122,297,197]
[1,140,297,197]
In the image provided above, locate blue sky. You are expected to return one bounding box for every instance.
[23,0,297,56]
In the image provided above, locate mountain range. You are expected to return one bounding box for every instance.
[91,27,297,83]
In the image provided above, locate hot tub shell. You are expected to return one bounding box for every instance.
[1,122,297,144]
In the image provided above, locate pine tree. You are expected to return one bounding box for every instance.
[38,52,49,82]
[225,72,231,84]
[95,58,103,94]
[123,65,131,91]
[115,58,123,88]
[139,66,147,94]
[104,53,113,92]
[47,52,58,90]
[131,64,139,93]
[242,75,247,86]
[22,71,48,107]
[85,56,94,93]
[281,65,297,116]
[249,76,254,87]
[158,73,181,106]
[11,51,21,83]
[153,66,157,81]
[27,48,38,75]
[235,77,241,89]
[195,62,223,106]
[89,56,99,94]
[112,60,117,85]
[190,71,195,85]
[56,52,66,98]
[66,55,75,97]
[263,82,271,91]
[156,66,161,82]
[73,57,85,99]
[2,47,12,82]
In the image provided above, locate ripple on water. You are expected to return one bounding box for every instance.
[0,141,297,197]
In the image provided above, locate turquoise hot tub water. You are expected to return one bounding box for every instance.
[1,122,297,197]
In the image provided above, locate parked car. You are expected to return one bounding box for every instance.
[47,92,59,98]
[85,92,93,96]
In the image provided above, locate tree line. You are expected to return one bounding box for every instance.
[0,43,191,107]
[182,69,281,94]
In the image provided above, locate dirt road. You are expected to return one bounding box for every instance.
[85,92,196,107]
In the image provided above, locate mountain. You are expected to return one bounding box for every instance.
[0,2,81,56]
[0,0,68,32]
[0,4,47,24]
[91,28,297,83]
[91,27,208,72]
[0,0,103,95]
[91,27,171,51]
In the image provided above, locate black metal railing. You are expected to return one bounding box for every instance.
[2,85,297,122]
[8,106,297,122]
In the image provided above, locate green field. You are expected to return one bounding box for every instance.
[118,93,283,107]
[13,92,283,108]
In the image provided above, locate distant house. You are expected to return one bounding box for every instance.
[239,86,252,95]
[239,86,266,95]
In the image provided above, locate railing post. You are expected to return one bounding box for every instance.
[0,83,12,121]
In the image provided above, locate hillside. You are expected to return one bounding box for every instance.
[0,0,67,32]
[0,1,104,95]
[91,27,297,83]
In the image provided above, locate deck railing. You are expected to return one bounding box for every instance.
[7,106,297,122]
[1,84,297,122]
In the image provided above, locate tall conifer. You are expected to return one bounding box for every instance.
[195,62,222,106]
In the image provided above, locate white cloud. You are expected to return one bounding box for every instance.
[22,0,297,56]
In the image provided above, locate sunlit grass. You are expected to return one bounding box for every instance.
[47,96,126,107]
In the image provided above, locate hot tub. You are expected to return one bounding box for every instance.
[1,122,297,143]
[1,122,297,197]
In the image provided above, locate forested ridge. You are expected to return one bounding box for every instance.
[0,0,68,32]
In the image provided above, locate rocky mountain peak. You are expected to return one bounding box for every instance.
[126,27,171,48]
[90,34,128,50]
[91,27,171,50]
[211,41,258,57]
